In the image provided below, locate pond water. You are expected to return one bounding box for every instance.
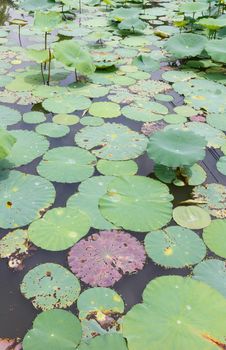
[0,0,226,348]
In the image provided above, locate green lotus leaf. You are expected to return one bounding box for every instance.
[35,123,70,138]
[53,40,95,76]
[80,116,104,126]
[173,205,211,230]
[19,0,55,11]
[23,309,82,350]
[78,334,128,350]
[207,113,226,131]
[0,229,29,258]
[0,130,49,168]
[89,102,121,118]
[197,18,226,31]
[96,159,138,176]
[185,122,226,148]
[144,226,206,268]
[42,95,91,114]
[52,114,79,125]
[165,33,207,59]
[0,129,16,160]
[27,48,50,64]
[23,111,46,124]
[123,276,226,350]
[132,55,160,73]
[34,11,62,33]
[192,183,226,218]
[193,259,226,298]
[110,7,139,22]
[0,170,55,229]
[203,219,226,258]
[75,123,148,160]
[118,17,147,32]
[37,146,96,183]
[217,156,226,175]
[28,207,90,251]
[21,263,81,310]
[205,38,226,64]
[179,2,209,13]
[99,176,173,232]
[67,176,115,230]
[147,128,207,168]
[0,105,22,127]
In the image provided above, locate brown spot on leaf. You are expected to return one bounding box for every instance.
[203,334,226,349]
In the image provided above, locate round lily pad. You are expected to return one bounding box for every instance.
[0,130,49,169]
[77,287,124,319]
[193,259,226,298]
[185,122,225,148]
[144,226,206,268]
[0,170,55,229]
[165,33,207,59]
[23,309,82,350]
[89,102,121,118]
[80,116,104,126]
[203,219,226,258]
[96,160,138,176]
[67,176,114,230]
[206,113,226,132]
[21,263,81,310]
[37,147,96,183]
[42,95,91,114]
[99,176,173,232]
[123,276,226,350]
[52,114,79,125]
[36,123,70,138]
[23,111,46,124]
[217,156,226,176]
[121,105,164,122]
[28,207,90,251]
[0,229,29,258]
[77,334,127,350]
[173,206,211,229]
[162,70,196,83]
[68,230,146,287]
[163,114,187,124]
[75,123,148,160]
[192,183,226,218]
[0,105,22,127]
[155,94,174,102]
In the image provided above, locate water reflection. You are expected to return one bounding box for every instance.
[0,0,15,26]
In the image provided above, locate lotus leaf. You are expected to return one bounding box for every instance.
[97,160,138,176]
[23,309,82,350]
[173,206,211,230]
[0,229,29,258]
[145,226,206,268]
[68,230,146,286]
[217,156,226,176]
[42,95,91,114]
[78,334,127,350]
[132,55,160,73]
[118,17,147,32]
[34,11,62,33]
[147,128,207,168]
[20,0,55,11]
[67,176,115,230]
[179,2,209,13]
[23,111,46,124]
[0,170,55,229]
[185,122,226,148]
[207,113,226,131]
[203,219,226,258]
[27,49,50,63]
[80,116,104,126]
[99,176,173,232]
[0,105,21,127]
[53,114,79,125]
[36,123,70,138]
[205,38,226,64]
[193,259,226,298]
[0,129,16,160]
[89,102,121,118]
[123,276,226,350]
[28,207,90,251]
[37,146,96,183]
[75,123,148,160]
[165,34,207,59]
[21,263,81,310]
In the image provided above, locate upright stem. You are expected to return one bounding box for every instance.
[79,0,82,14]
[41,63,45,85]
[47,49,51,85]
[18,25,22,47]
[75,69,78,82]
[44,32,48,70]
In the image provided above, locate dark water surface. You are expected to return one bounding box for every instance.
[0,0,225,339]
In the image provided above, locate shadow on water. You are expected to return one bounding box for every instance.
[0,0,226,340]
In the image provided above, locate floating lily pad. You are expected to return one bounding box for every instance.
[52,114,79,125]
[0,105,22,127]
[173,206,211,229]
[23,309,82,350]
[77,334,127,350]
[165,33,207,59]
[36,123,70,138]
[132,55,160,72]
[0,170,55,229]
[203,219,226,258]
[68,230,146,287]
[217,156,226,176]
[0,130,49,169]
[89,102,121,118]
[206,113,226,131]
[37,147,96,183]
[162,70,196,83]
[75,123,148,160]
[123,276,226,350]
[155,94,174,102]
[21,263,81,310]
[0,229,29,258]
[97,160,138,176]
[23,111,46,124]
[192,183,226,218]
[99,176,173,232]
[185,122,226,148]
[28,207,90,251]
[80,116,104,126]
[42,95,91,114]
[145,226,206,268]
[193,259,226,298]
[67,176,114,230]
